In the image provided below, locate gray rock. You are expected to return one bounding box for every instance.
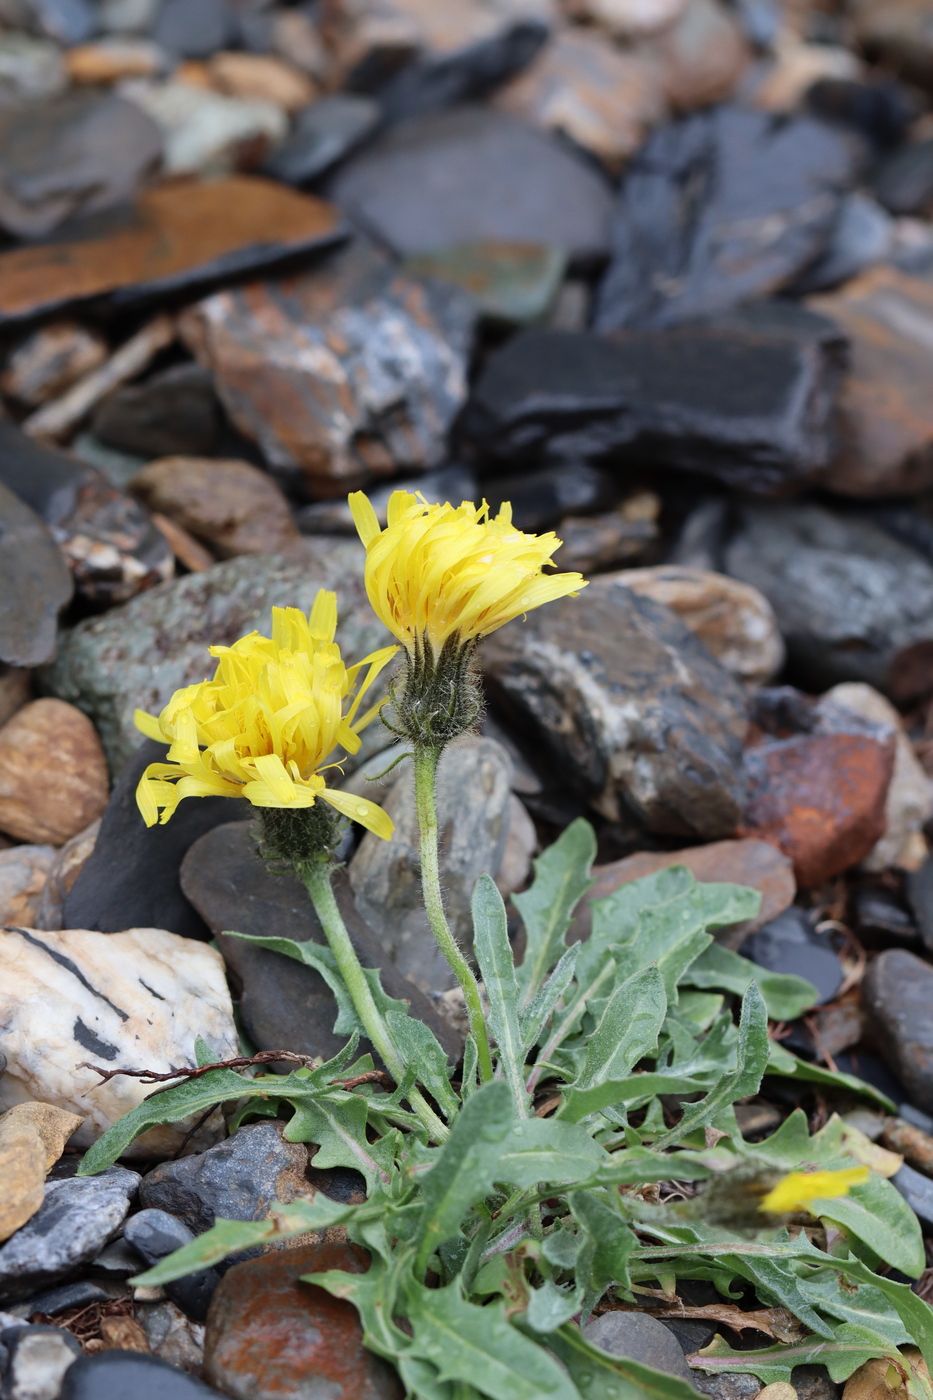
[329,105,613,261]
[907,856,933,954]
[349,738,513,995]
[791,192,894,294]
[793,1365,841,1400]
[0,91,162,240]
[482,578,748,838]
[693,1376,761,1400]
[0,1324,82,1400]
[180,821,461,1059]
[61,1352,224,1400]
[862,950,933,1116]
[460,308,846,496]
[0,483,72,669]
[594,105,860,331]
[42,539,388,775]
[124,1210,218,1322]
[724,503,933,697]
[0,1169,139,1306]
[138,1301,205,1376]
[0,0,95,45]
[153,0,234,56]
[0,34,66,106]
[139,1123,308,1244]
[11,1281,111,1318]
[893,1163,933,1226]
[582,1312,693,1382]
[264,96,381,185]
[92,364,220,460]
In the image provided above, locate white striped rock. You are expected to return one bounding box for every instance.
[0,927,237,1158]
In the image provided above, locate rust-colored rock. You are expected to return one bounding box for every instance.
[494,28,666,170]
[0,177,344,328]
[204,1241,403,1400]
[569,838,795,950]
[740,733,896,887]
[130,457,300,559]
[809,268,933,496]
[0,699,110,846]
[881,1115,933,1176]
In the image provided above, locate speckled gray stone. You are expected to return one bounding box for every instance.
[0,1168,139,1305]
[41,541,391,774]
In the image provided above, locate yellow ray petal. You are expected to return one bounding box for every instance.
[320,787,395,840]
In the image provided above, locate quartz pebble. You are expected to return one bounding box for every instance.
[0,1324,82,1400]
[0,926,236,1156]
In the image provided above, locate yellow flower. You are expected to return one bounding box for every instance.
[348,490,587,655]
[759,1166,870,1215]
[134,590,397,839]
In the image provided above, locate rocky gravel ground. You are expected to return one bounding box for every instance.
[5,0,933,1396]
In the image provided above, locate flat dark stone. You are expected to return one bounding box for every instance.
[181,820,461,1060]
[63,739,250,940]
[124,1210,219,1321]
[874,138,933,215]
[892,1163,933,1227]
[264,96,381,185]
[19,1280,111,1317]
[329,105,613,262]
[62,1352,225,1400]
[583,1313,693,1382]
[483,463,615,531]
[461,306,845,494]
[0,480,73,669]
[906,856,933,954]
[92,364,221,460]
[740,908,843,1005]
[594,104,861,330]
[861,949,933,1114]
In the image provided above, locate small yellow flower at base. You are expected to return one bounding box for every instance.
[134,589,397,840]
[759,1166,870,1215]
[348,489,587,655]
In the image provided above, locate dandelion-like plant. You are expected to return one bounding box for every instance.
[350,490,587,1079]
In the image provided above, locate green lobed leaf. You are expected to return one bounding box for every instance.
[766,1040,897,1111]
[525,1280,581,1334]
[472,874,529,1115]
[558,964,667,1123]
[689,1324,903,1385]
[514,817,596,1004]
[495,1118,609,1189]
[686,942,818,1022]
[569,1188,638,1309]
[405,1279,580,1400]
[285,1093,395,1189]
[520,945,580,1053]
[386,1009,459,1119]
[812,1171,926,1279]
[654,984,769,1150]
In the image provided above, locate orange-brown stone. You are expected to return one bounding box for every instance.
[204,1241,402,1400]
[740,733,895,887]
[0,699,109,846]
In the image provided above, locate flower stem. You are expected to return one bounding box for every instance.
[300,859,448,1142]
[413,744,494,1083]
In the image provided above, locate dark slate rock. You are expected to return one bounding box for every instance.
[0,91,162,240]
[92,364,221,460]
[482,577,748,839]
[153,0,235,57]
[61,1352,225,1400]
[63,739,250,940]
[0,1169,139,1306]
[329,105,613,262]
[660,1318,716,1355]
[264,96,381,185]
[138,1122,307,1250]
[180,820,461,1059]
[874,138,933,215]
[740,908,843,1005]
[792,1365,841,1400]
[833,1050,907,1105]
[594,105,861,331]
[18,1280,111,1316]
[582,1312,693,1382]
[900,1104,933,1133]
[0,420,172,609]
[806,78,916,153]
[861,949,933,1115]
[483,463,614,532]
[891,1163,933,1227]
[124,1210,219,1322]
[376,21,548,126]
[906,856,933,954]
[790,192,893,294]
[461,306,845,495]
[854,888,919,945]
[0,481,72,669]
[724,503,933,695]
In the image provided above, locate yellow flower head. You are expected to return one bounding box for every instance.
[348,490,587,655]
[759,1166,870,1216]
[134,590,397,840]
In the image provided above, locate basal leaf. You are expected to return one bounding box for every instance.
[494,1118,608,1189]
[514,817,596,1003]
[654,984,769,1150]
[686,942,818,1022]
[766,1041,896,1112]
[559,965,667,1123]
[549,1324,701,1400]
[286,1093,394,1189]
[406,1280,579,1400]
[813,1170,925,1279]
[569,1188,638,1307]
[386,1010,459,1119]
[521,945,579,1052]
[689,1324,901,1385]
[472,875,528,1115]
[525,1280,581,1334]
[797,1272,911,1345]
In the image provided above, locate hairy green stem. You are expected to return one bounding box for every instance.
[413,745,494,1083]
[301,860,448,1143]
